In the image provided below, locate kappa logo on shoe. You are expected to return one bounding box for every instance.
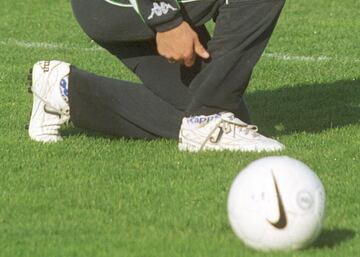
[188,114,221,125]
[40,61,50,72]
[148,2,178,20]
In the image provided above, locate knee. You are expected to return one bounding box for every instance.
[266,0,286,14]
[274,0,286,9]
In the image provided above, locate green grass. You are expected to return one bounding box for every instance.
[0,0,360,256]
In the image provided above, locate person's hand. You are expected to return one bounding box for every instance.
[156,22,210,67]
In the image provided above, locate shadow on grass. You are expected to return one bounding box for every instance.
[62,79,360,139]
[246,79,360,136]
[61,126,121,140]
[61,126,157,141]
[311,228,356,249]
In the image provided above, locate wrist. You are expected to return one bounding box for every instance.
[154,16,184,32]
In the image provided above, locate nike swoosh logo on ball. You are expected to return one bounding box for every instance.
[267,170,287,229]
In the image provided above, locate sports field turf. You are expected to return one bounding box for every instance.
[0,0,359,256]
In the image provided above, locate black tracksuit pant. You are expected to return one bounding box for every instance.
[69,0,285,139]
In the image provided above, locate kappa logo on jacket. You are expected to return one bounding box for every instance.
[148,2,178,20]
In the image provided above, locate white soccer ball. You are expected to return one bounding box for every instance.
[227,156,326,251]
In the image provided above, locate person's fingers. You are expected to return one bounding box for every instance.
[184,57,195,67]
[194,37,210,59]
[183,49,195,67]
[168,58,176,64]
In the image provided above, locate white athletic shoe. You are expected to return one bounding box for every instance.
[178,112,285,152]
[28,60,71,143]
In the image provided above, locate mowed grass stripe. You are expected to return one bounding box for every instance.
[1,38,360,64]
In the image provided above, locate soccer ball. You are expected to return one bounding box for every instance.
[227,156,325,251]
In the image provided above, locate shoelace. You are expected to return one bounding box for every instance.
[32,88,71,133]
[200,118,259,151]
[32,87,70,118]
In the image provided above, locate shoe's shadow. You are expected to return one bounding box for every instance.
[311,228,355,249]
[61,126,118,140]
[246,79,360,136]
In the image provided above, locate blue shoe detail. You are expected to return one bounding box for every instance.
[60,76,69,101]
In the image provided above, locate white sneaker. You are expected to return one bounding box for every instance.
[178,112,285,152]
[28,60,71,143]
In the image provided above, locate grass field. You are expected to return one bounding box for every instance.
[1,0,360,256]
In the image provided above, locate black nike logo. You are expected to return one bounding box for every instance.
[267,170,287,229]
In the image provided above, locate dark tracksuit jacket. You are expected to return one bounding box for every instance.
[72,0,220,42]
[104,0,196,31]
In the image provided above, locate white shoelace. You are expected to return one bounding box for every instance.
[200,118,259,151]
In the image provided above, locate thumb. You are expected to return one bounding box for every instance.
[194,38,210,59]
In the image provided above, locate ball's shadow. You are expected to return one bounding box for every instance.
[311,228,355,249]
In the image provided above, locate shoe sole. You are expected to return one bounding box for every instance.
[27,68,33,93]
[178,141,200,152]
[179,136,284,153]
[24,68,33,130]
[27,64,44,141]
[27,62,62,143]
[179,136,223,152]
